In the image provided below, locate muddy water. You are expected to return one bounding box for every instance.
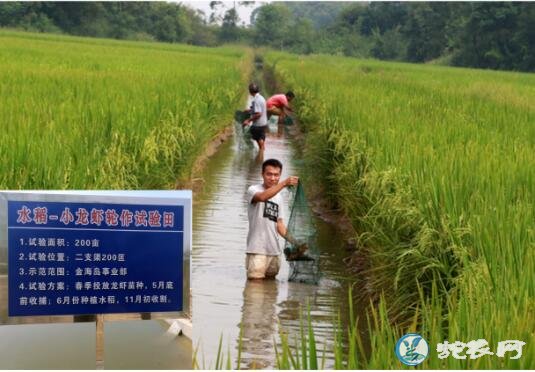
[193,122,363,369]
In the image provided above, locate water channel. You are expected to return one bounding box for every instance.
[192,120,364,369]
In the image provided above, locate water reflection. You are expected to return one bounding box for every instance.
[239,279,278,369]
[0,312,191,369]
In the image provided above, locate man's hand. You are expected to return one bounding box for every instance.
[254,175,299,205]
[284,242,312,261]
[284,176,299,187]
[245,112,261,127]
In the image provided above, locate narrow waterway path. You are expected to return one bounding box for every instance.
[192,121,363,369]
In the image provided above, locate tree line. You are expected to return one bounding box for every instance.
[0,2,219,45]
[1,2,533,72]
[254,2,535,72]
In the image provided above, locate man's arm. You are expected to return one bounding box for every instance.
[277,219,301,245]
[243,112,260,126]
[277,218,287,238]
[252,176,298,203]
[244,98,260,126]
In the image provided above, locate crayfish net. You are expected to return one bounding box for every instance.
[284,181,320,284]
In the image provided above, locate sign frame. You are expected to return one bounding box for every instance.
[0,190,191,325]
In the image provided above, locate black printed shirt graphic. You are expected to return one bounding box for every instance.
[263,201,279,222]
[246,184,285,255]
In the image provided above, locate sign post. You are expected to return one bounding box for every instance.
[96,314,104,369]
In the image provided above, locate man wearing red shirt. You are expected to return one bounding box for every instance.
[267,91,295,124]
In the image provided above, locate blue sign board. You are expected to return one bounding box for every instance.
[8,201,184,316]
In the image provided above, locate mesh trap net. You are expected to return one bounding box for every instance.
[234,110,253,149]
[284,115,294,125]
[284,181,320,284]
[234,110,250,123]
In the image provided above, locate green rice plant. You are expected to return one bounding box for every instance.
[198,283,530,369]
[193,328,245,370]
[274,303,327,370]
[0,30,252,189]
[265,51,535,368]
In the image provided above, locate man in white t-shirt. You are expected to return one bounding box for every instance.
[242,83,268,152]
[245,158,299,279]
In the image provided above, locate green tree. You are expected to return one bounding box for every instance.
[283,2,350,29]
[219,8,240,42]
[253,4,291,50]
[403,3,450,62]
[333,2,366,33]
[286,18,314,54]
[513,3,535,71]
[370,26,406,60]
[0,2,28,26]
[454,3,522,70]
[359,2,408,36]
[209,1,223,24]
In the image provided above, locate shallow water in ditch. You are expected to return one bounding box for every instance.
[192,121,364,369]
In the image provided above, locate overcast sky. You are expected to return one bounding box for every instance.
[180,1,268,26]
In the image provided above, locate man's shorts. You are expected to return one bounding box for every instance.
[246,253,280,279]
[267,107,283,116]
[249,125,266,141]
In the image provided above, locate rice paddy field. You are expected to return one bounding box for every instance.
[0,30,251,189]
[2,28,534,369]
[265,51,535,368]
